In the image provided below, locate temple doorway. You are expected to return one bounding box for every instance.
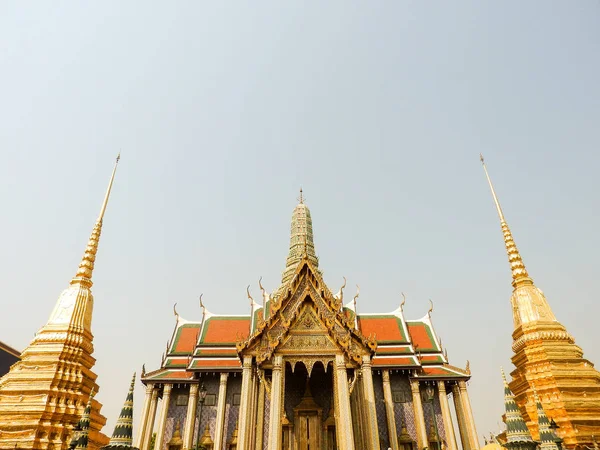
[283,361,334,450]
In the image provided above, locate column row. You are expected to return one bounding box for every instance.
[379,373,478,450]
[135,375,232,450]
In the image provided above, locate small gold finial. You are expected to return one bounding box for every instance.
[298,187,304,204]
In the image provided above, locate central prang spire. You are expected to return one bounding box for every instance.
[281,189,319,284]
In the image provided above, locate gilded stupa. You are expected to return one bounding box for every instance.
[0,156,121,449]
[481,155,600,448]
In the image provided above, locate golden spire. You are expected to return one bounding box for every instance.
[480,154,531,287]
[71,154,120,288]
[281,190,319,284]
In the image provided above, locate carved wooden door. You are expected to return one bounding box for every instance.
[298,412,320,450]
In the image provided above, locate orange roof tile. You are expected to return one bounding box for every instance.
[201,317,250,345]
[358,316,408,344]
[407,322,438,351]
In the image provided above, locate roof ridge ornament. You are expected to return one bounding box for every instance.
[400,292,406,312]
[428,299,434,317]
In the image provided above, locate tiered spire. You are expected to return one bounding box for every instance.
[101,373,138,450]
[72,153,120,288]
[69,390,95,450]
[501,368,536,450]
[480,154,530,287]
[534,390,560,450]
[281,189,319,284]
[480,155,557,327]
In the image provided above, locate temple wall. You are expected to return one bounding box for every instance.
[390,373,418,442]
[262,383,271,450]
[420,383,446,443]
[223,374,242,450]
[373,372,390,449]
[162,384,190,450]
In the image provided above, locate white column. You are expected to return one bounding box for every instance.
[141,387,160,450]
[214,373,229,450]
[335,354,355,450]
[382,370,399,450]
[154,384,173,450]
[136,384,154,449]
[437,382,457,450]
[238,356,254,450]
[267,355,284,450]
[361,356,381,450]
[459,381,479,450]
[410,379,428,450]
[183,384,199,450]
[452,384,469,450]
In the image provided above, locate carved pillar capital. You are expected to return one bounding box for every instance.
[189,383,199,395]
[243,355,253,369]
[145,384,155,395]
[272,354,283,371]
[163,383,173,394]
[335,353,346,370]
[382,369,390,383]
[220,372,229,386]
[438,380,447,395]
[410,378,421,393]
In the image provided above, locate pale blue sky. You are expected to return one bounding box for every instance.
[1,1,599,441]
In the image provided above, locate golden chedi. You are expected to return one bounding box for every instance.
[481,155,600,448]
[0,156,121,449]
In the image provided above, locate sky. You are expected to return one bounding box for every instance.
[1,1,599,443]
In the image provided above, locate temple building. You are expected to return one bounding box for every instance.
[481,156,600,448]
[138,194,480,450]
[0,156,121,450]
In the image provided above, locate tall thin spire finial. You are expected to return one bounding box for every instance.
[480,153,505,223]
[298,187,304,204]
[480,154,530,286]
[72,155,121,287]
[99,153,120,221]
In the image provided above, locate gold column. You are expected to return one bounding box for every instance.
[382,370,399,450]
[361,356,381,450]
[141,386,160,450]
[255,377,265,450]
[410,379,428,450]
[335,354,355,450]
[451,384,469,450]
[155,384,173,450]
[437,382,457,450]
[458,381,479,450]
[238,356,254,450]
[213,373,229,450]
[137,384,154,449]
[267,355,284,450]
[183,384,200,450]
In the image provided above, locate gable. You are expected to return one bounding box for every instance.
[239,261,375,364]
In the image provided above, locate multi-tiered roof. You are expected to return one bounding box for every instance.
[143,194,469,383]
